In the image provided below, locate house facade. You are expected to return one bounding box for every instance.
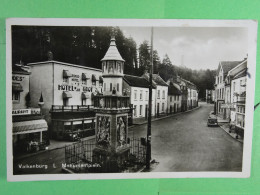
[123,74,156,121]
[214,61,242,115]
[28,61,103,139]
[12,64,48,153]
[167,82,182,114]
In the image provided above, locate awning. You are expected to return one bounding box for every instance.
[99,76,103,83]
[81,92,90,99]
[62,91,72,99]
[13,119,48,135]
[92,74,97,81]
[82,73,89,80]
[12,83,23,92]
[63,70,72,78]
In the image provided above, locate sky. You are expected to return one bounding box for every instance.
[120,27,248,70]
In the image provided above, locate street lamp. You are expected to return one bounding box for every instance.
[146,27,153,169]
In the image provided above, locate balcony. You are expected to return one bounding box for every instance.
[50,105,94,112]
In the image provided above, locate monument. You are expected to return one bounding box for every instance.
[93,29,131,172]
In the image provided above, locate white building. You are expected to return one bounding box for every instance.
[12,64,48,152]
[123,74,156,121]
[229,59,247,137]
[28,61,103,139]
[143,73,168,116]
[167,82,182,113]
[214,61,242,115]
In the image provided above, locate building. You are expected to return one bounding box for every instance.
[143,73,168,116]
[183,79,198,109]
[167,82,182,114]
[28,61,103,139]
[123,74,156,122]
[214,60,242,115]
[205,89,215,103]
[12,64,48,153]
[229,59,247,137]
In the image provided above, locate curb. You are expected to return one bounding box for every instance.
[129,106,201,128]
[219,125,243,143]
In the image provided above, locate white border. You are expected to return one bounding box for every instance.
[6,18,258,181]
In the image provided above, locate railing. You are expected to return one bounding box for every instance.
[94,95,130,109]
[51,105,94,112]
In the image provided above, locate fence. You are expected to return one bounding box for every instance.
[64,137,146,173]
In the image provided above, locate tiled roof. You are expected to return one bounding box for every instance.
[233,68,247,80]
[101,37,125,61]
[152,74,168,86]
[218,61,243,76]
[168,84,182,95]
[124,74,155,88]
[12,65,30,75]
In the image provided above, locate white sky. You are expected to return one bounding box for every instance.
[120,27,248,70]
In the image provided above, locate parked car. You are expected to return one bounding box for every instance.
[207,112,218,127]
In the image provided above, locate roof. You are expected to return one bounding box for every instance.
[179,77,197,90]
[233,68,247,80]
[124,74,155,88]
[168,84,182,95]
[12,65,30,75]
[152,74,168,86]
[101,37,125,62]
[218,61,243,76]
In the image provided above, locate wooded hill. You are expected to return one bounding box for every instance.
[12,26,215,98]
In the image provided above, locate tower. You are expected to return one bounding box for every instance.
[92,28,131,172]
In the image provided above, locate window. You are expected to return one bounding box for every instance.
[162,90,165,99]
[145,91,148,101]
[82,79,86,85]
[99,82,103,87]
[110,83,112,91]
[157,90,160,99]
[140,90,143,100]
[134,105,137,116]
[12,91,20,102]
[63,98,69,106]
[233,82,236,91]
[170,96,172,102]
[82,99,86,106]
[92,81,96,86]
[134,90,137,100]
[177,95,179,101]
[117,83,119,91]
[63,77,69,83]
[140,105,142,115]
[162,103,164,112]
[104,83,106,91]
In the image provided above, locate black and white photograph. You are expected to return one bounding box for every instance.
[6,19,257,181]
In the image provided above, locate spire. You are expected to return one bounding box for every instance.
[101,27,125,62]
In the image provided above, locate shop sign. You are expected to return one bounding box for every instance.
[71,74,80,82]
[12,108,41,116]
[58,84,80,92]
[12,75,24,82]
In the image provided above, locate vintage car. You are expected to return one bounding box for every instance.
[207,112,218,127]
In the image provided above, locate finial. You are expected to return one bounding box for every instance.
[111,27,116,40]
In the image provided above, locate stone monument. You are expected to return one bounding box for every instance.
[93,29,131,172]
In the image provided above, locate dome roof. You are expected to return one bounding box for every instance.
[101,37,125,62]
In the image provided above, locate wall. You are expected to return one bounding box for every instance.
[53,62,102,106]
[12,73,30,110]
[155,85,168,114]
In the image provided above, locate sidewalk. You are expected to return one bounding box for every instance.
[219,123,243,143]
[130,106,201,127]
[14,135,96,161]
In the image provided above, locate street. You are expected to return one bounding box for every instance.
[130,102,243,172]
[13,102,243,174]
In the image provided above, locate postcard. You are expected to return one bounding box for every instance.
[6,18,257,181]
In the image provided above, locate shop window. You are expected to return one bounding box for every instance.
[12,91,20,102]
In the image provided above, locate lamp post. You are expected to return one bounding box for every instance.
[146,27,153,169]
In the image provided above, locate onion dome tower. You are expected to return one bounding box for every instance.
[93,28,131,172]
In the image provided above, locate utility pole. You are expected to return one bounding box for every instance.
[146,27,153,169]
